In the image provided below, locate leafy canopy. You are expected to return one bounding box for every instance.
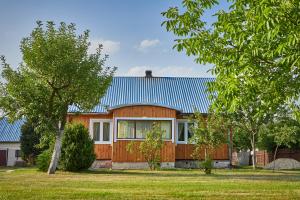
[0,21,115,131]
[162,0,300,116]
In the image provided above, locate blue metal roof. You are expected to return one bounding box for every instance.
[0,118,25,142]
[68,76,214,114]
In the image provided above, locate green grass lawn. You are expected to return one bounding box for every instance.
[0,167,300,200]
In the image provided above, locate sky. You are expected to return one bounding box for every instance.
[0,0,229,77]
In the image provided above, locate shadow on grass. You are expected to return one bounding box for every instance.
[76,168,300,182]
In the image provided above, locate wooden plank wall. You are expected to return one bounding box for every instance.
[67,113,113,128]
[112,140,175,162]
[113,105,177,118]
[94,144,112,160]
[175,144,229,160]
[67,114,113,160]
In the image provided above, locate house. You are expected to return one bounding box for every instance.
[68,71,231,169]
[0,118,24,166]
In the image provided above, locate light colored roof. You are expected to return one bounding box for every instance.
[0,118,24,142]
[68,76,214,114]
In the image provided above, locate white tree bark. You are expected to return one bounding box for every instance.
[48,122,63,174]
[251,133,256,170]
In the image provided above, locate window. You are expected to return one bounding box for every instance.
[178,123,185,142]
[187,123,194,139]
[93,122,100,141]
[103,122,110,141]
[177,121,194,143]
[90,120,112,143]
[15,150,21,158]
[117,120,172,140]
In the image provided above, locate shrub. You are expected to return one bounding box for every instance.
[20,121,41,165]
[201,157,213,174]
[60,123,95,171]
[36,149,52,172]
[127,122,164,170]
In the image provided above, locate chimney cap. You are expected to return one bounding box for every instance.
[145,70,152,78]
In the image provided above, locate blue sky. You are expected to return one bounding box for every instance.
[0,0,229,77]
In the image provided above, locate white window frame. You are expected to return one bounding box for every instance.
[89,119,113,144]
[114,117,175,143]
[176,119,194,144]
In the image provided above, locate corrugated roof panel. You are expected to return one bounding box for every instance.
[68,76,214,114]
[0,118,25,142]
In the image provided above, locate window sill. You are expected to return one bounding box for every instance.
[116,138,172,142]
[94,141,111,145]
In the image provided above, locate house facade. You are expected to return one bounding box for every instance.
[68,71,231,169]
[0,118,24,166]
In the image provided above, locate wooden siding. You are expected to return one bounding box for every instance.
[94,144,112,160]
[67,113,113,128]
[112,140,175,162]
[113,105,177,118]
[175,144,229,160]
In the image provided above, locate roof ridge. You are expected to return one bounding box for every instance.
[114,76,215,79]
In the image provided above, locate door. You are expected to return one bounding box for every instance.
[0,150,7,166]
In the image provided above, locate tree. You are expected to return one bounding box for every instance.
[20,120,41,164]
[60,123,95,171]
[259,115,300,170]
[127,122,164,170]
[232,129,252,152]
[189,111,226,174]
[0,21,115,174]
[162,0,299,168]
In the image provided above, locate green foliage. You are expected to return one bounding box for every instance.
[20,121,41,164]
[232,129,252,152]
[258,116,300,152]
[60,123,95,171]
[127,122,164,170]
[163,0,300,168]
[200,157,213,175]
[36,149,52,172]
[162,0,300,116]
[0,20,115,137]
[0,21,115,173]
[189,111,226,173]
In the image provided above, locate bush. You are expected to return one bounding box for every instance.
[201,157,213,174]
[20,121,41,165]
[60,123,95,171]
[127,122,164,170]
[36,149,52,172]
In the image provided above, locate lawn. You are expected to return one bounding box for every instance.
[0,168,300,200]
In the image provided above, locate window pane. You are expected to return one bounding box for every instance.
[103,122,110,141]
[136,121,152,139]
[178,123,185,141]
[15,150,21,158]
[187,123,194,139]
[160,121,172,139]
[118,120,135,138]
[93,122,100,141]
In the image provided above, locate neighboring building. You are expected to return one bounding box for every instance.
[68,71,231,169]
[0,118,24,166]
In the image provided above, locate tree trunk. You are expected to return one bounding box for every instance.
[47,127,63,174]
[251,133,256,170]
[273,145,279,172]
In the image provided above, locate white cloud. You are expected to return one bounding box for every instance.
[121,66,213,77]
[136,39,160,51]
[88,39,120,55]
